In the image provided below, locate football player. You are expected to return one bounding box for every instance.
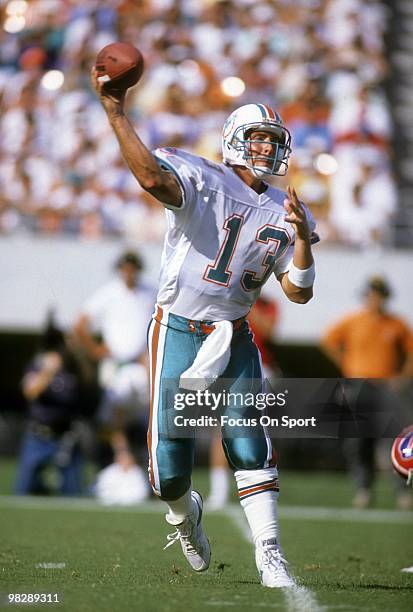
[92,68,318,588]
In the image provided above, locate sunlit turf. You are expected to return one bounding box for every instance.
[1,458,411,611]
[0,501,411,612]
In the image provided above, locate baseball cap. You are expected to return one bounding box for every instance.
[365,276,392,298]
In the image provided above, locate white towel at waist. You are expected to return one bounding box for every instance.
[179,320,233,391]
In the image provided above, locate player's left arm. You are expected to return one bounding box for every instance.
[277,186,314,304]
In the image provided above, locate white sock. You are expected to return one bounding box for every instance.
[235,467,279,545]
[165,488,193,525]
[209,467,230,504]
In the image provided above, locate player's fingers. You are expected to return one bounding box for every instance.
[90,67,101,93]
[91,67,114,99]
[287,185,300,206]
[284,206,304,224]
[285,197,298,218]
[284,199,294,216]
[284,202,296,220]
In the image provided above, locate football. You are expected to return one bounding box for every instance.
[95,42,144,95]
[391,424,413,485]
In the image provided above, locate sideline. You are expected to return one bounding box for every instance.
[0,496,411,524]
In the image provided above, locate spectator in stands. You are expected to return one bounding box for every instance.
[321,276,413,509]
[0,0,395,246]
[15,313,99,495]
[329,147,397,247]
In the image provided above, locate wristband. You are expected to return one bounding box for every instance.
[287,261,315,288]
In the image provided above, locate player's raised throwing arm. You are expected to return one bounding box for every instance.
[91,68,182,208]
[277,186,314,304]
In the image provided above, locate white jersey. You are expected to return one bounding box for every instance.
[83,278,156,361]
[154,148,317,321]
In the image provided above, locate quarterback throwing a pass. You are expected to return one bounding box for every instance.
[92,68,318,588]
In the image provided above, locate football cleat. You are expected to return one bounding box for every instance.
[164,491,211,572]
[255,538,295,588]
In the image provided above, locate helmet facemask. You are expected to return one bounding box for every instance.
[231,123,292,177]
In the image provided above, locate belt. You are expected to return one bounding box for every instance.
[188,316,246,335]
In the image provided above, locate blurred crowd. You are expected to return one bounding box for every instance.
[0,0,396,247]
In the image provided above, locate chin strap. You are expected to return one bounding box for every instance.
[250,165,270,178]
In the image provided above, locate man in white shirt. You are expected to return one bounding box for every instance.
[75,251,155,474]
[92,69,318,588]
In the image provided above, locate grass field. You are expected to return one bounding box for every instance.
[0,499,412,612]
[0,462,412,612]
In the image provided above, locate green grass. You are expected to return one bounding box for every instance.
[0,502,411,612]
[0,459,412,611]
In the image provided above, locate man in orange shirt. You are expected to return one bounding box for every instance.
[321,276,413,509]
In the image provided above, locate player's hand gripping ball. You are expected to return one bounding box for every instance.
[95,42,144,96]
[391,424,413,486]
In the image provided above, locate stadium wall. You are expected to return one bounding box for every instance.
[1,236,412,341]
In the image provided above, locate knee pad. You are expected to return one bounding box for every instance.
[148,438,194,500]
[223,438,270,471]
[149,468,191,501]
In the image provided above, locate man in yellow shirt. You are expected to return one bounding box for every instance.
[321,276,413,509]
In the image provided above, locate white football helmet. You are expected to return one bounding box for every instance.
[222,103,292,177]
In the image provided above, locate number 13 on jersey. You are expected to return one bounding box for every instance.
[204,215,290,291]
